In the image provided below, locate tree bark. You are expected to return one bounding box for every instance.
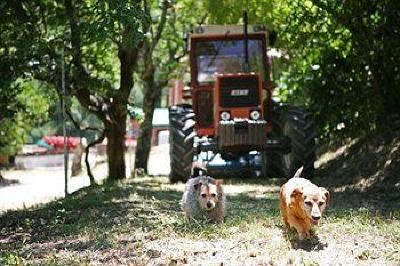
[71,144,83,177]
[134,69,161,173]
[105,104,127,180]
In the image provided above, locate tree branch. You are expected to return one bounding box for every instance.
[64,0,85,73]
[65,108,102,132]
[85,129,105,185]
[64,0,114,119]
[34,62,107,122]
[166,7,186,63]
[150,0,169,52]
[198,13,208,25]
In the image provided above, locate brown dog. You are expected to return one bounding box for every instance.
[279,167,330,239]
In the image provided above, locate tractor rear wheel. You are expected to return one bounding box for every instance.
[266,105,316,178]
[168,104,195,183]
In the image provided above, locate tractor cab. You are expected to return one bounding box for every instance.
[191,26,267,84]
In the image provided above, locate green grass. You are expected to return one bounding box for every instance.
[1,176,399,265]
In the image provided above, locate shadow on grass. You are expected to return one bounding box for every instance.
[0,177,283,257]
[0,178,186,261]
[313,174,400,218]
[132,182,282,237]
[223,177,284,186]
[0,184,136,240]
[314,128,400,215]
[0,177,20,187]
[291,236,327,252]
[282,227,328,252]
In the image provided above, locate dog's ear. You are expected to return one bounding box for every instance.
[215,179,223,186]
[293,166,304,178]
[290,187,303,199]
[194,182,202,190]
[320,187,330,205]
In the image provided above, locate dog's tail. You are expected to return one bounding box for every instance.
[191,161,207,177]
[293,166,304,178]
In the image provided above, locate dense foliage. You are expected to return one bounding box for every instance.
[205,0,400,141]
[1,0,148,178]
[0,0,202,177]
[0,81,50,155]
[282,0,400,140]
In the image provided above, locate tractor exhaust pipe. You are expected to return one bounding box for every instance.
[243,11,249,72]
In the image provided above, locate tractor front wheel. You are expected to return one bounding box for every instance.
[266,105,316,178]
[168,104,195,183]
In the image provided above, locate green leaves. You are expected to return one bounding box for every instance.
[81,1,147,48]
[0,80,52,155]
[280,0,400,139]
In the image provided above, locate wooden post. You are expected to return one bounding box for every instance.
[61,49,69,196]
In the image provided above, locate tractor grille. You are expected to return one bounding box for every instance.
[218,119,266,150]
[219,76,259,108]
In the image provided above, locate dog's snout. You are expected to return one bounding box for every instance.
[312,215,320,220]
[206,201,212,208]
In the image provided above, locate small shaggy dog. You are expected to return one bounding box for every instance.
[279,167,330,239]
[181,175,226,222]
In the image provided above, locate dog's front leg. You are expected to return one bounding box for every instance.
[298,230,312,240]
[289,217,310,240]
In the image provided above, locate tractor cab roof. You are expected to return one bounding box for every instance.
[189,25,269,39]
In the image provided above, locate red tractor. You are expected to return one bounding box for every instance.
[169,22,316,182]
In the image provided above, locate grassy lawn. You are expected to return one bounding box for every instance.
[1,176,399,265]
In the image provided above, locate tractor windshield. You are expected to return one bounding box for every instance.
[195,39,265,84]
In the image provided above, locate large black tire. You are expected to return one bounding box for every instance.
[169,104,195,183]
[266,105,316,179]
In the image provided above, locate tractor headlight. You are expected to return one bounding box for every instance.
[220,111,231,121]
[250,110,261,120]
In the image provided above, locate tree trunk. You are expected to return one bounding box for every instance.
[105,105,127,180]
[0,171,4,184]
[134,71,161,173]
[71,144,83,177]
[369,63,387,126]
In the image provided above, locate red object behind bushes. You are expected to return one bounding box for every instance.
[43,136,80,149]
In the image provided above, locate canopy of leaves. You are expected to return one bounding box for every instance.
[0,1,148,160]
[282,0,400,140]
[205,0,400,141]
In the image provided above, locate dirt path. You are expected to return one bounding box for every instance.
[0,145,170,213]
[0,163,108,213]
